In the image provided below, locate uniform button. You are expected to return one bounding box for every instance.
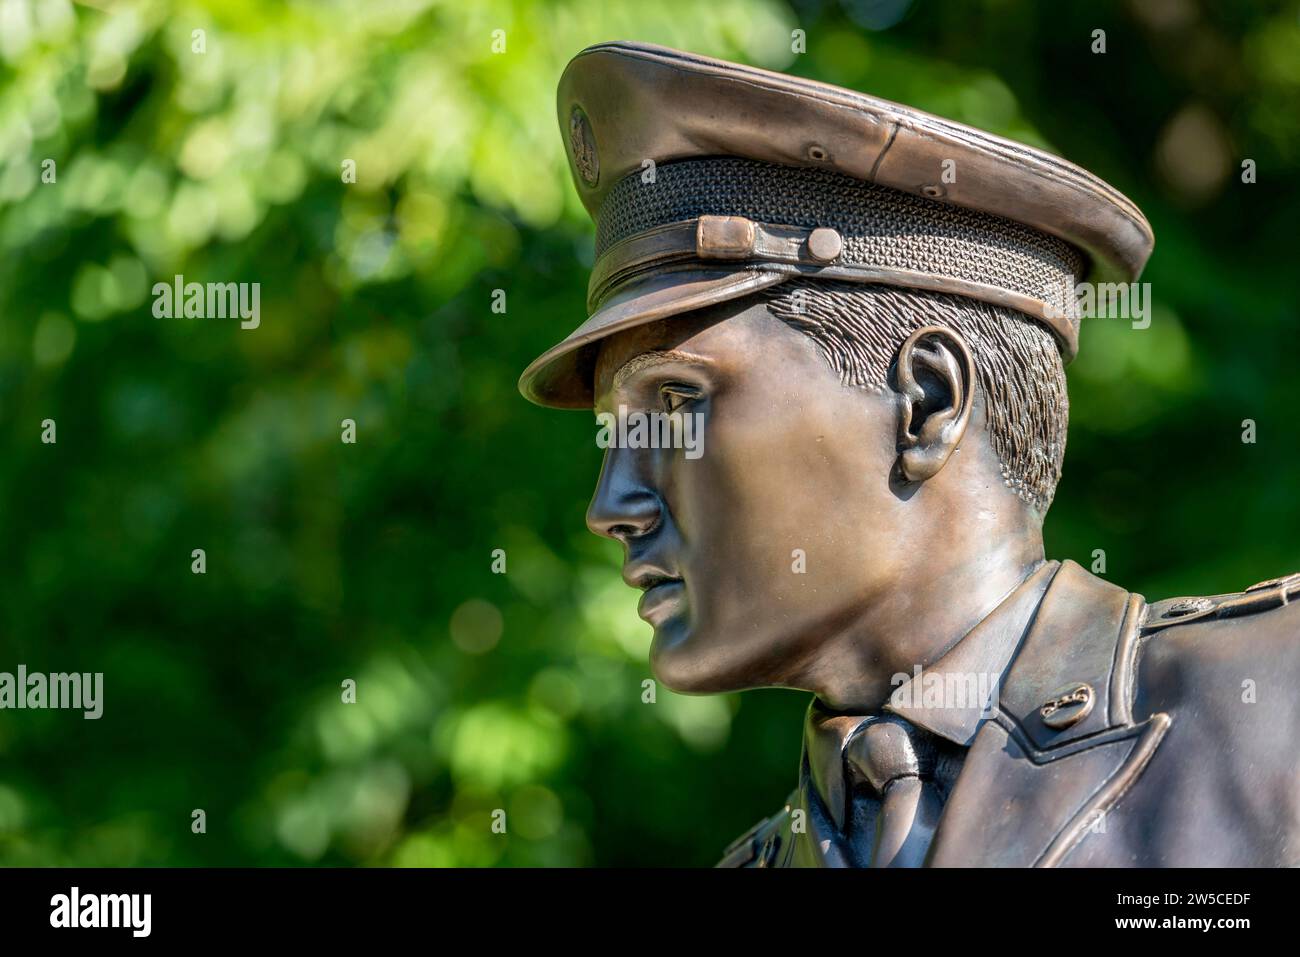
[807,227,843,262]
[1039,682,1094,730]
[1165,597,1213,617]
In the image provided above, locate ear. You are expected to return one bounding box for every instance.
[893,325,976,483]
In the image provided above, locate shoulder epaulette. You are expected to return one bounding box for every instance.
[1142,572,1300,633]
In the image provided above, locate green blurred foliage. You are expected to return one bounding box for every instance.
[0,0,1297,865]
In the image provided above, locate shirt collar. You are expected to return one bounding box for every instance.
[801,560,1059,831]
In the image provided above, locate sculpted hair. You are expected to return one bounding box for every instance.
[763,280,1069,512]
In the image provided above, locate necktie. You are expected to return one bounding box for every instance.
[843,715,950,867]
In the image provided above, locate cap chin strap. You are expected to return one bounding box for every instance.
[587,214,1081,360]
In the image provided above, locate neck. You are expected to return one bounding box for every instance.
[805,522,1047,714]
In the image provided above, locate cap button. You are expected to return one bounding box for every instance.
[807,227,843,263]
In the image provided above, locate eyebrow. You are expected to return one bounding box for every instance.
[610,349,713,393]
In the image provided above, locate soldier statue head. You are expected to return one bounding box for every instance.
[519,43,1143,708]
[518,44,1300,868]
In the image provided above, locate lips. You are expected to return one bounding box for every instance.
[637,578,686,624]
[623,561,685,624]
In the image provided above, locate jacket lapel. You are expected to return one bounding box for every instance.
[925,560,1172,866]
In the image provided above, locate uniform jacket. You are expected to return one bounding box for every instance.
[719,559,1300,867]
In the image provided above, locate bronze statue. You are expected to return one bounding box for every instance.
[518,42,1300,866]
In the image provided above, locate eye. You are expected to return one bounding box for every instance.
[658,383,699,414]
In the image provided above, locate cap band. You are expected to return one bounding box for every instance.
[591,157,1088,356]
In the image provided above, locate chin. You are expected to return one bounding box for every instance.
[649,620,746,695]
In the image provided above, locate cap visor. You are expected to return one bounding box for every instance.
[518,266,789,408]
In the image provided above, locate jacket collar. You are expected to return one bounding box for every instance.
[924,560,1170,866]
[795,560,1172,867]
[802,560,1058,833]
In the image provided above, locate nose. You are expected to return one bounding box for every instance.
[586,448,663,543]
